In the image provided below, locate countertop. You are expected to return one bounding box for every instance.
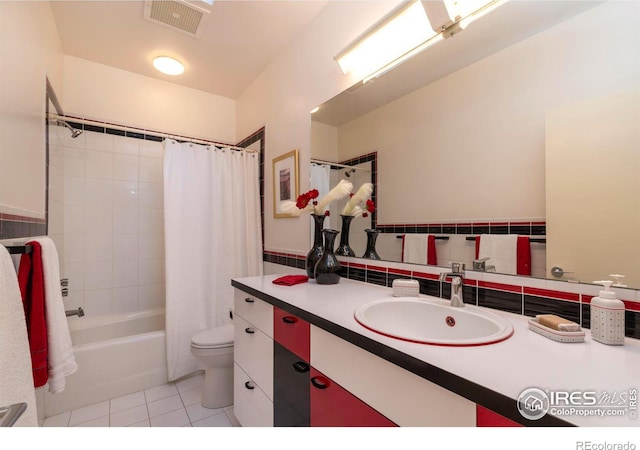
[231,274,640,427]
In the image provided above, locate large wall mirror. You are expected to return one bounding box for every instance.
[310,1,640,287]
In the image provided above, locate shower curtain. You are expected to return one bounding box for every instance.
[309,163,331,245]
[163,140,263,381]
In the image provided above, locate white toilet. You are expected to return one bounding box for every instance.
[190,323,234,409]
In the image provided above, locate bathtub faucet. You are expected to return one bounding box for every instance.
[65,307,85,318]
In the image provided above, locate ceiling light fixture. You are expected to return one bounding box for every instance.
[153,56,185,76]
[334,1,437,79]
[338,0,508,84]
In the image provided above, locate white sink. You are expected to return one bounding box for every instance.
[354,297,513,346]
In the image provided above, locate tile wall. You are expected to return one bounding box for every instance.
[57,124,165,316]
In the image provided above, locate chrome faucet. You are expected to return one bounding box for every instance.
[473,257,496,272]
[439,262,465,308]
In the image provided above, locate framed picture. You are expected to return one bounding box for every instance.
[273,149,299,218]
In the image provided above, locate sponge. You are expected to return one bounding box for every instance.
[536,314,581,332]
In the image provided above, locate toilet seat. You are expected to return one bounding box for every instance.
[191,323,234,349]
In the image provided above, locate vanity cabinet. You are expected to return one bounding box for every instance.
[233,290,273,427]
[273,306,311,426]
[310,367,396,427]
[310,325,476,427]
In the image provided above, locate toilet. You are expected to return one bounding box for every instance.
[190,323,234,409]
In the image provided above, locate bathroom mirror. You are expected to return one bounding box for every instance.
[310,1,640,287]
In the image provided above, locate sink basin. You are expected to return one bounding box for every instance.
[354,297,513,346]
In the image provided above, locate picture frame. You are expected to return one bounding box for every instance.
[273,149,299,218]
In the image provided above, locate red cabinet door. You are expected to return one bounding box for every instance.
[476,405,522,427]
[310,368,396,427]
[273,307,310,362]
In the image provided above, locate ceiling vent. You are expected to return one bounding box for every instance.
[144,1,212,38]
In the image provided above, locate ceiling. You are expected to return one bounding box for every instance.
[50,0,328,99]
[312,0,603,126]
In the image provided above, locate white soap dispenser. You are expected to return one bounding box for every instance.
[590,280,625,345]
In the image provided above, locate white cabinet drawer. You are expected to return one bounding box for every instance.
[233,362,273,427]
[234,289,273,338]
[310,325,476,427]
[234,315,273,400]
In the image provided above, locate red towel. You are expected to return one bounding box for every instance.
[427,235,437,266]
[517,236,531,276]
[17,242,49,388]
[475,235,531,276]
[272,275,309,286]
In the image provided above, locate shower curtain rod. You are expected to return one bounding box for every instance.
[310,158,371,172]
[50,114,256,153]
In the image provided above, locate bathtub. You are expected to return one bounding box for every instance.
[42,308,168,417]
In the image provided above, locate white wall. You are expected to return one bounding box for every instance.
[236,1,403,255]
[238,0,639,258]
[0,1,63,218]
[63,56,237,144]
[337,0,639,225]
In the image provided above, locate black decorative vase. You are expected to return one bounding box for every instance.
[362,229,381,260]
[314,229,341,285]
[306,214,326,279]
[335,215,355,257]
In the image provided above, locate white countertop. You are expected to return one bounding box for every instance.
[233,274,640,427]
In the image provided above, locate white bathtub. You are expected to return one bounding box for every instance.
[43,308,168,417]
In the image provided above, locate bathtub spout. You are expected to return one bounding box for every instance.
[65,307,85,318]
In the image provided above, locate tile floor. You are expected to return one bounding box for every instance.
[42,373,240,427]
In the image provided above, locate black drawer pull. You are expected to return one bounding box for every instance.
[282,316,298,324]
[244,297,254,303]
[292,361,309,373]
[245,327,255,334]
[311,376,330,390]
[244,381,255,390]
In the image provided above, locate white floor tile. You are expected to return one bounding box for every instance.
[42,411,71,427]
[147,394,184,418]
[129,419,151,427]
[192,411,232,427]
[149,408,190,427]
[110,404,149,427]
[110,391,146,414]
[72,416,110,427]
[179,386,203,406]
[68,401,110,426]
[185,402,224,423]
[176,373,204,393]
[144,383,178,403]
[224,408,241,427]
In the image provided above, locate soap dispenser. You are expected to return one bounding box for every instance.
[590,280,625,345]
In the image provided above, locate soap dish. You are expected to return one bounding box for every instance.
[528,318,585,343]
[391,279,419,297]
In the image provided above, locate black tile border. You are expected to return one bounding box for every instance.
[231,278,573,427]
[377,221,546,237]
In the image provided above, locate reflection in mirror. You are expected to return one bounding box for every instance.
[309,156,375,259]
[310,1,640,287]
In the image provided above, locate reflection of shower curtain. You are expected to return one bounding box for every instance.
[310,163,331,245]
[163,140,263,381]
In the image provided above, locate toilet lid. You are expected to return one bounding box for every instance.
[191,323,234,348]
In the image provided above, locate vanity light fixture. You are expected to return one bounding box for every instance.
[334,0,437,79]
[153,56,185,76]
[310,106,320,114]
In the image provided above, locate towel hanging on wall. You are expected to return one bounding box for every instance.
[475,234,531,276]
[402,234,437,265]
[17,242,49,388]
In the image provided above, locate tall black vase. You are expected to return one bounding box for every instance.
[335,215,355,257]
[314,229,341,285]
[362,229,381,260]
[305,214,326,279]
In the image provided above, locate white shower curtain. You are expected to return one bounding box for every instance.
[163,140,263,381]
[309,163,331,245]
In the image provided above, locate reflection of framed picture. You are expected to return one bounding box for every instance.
[273,149,299,218]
